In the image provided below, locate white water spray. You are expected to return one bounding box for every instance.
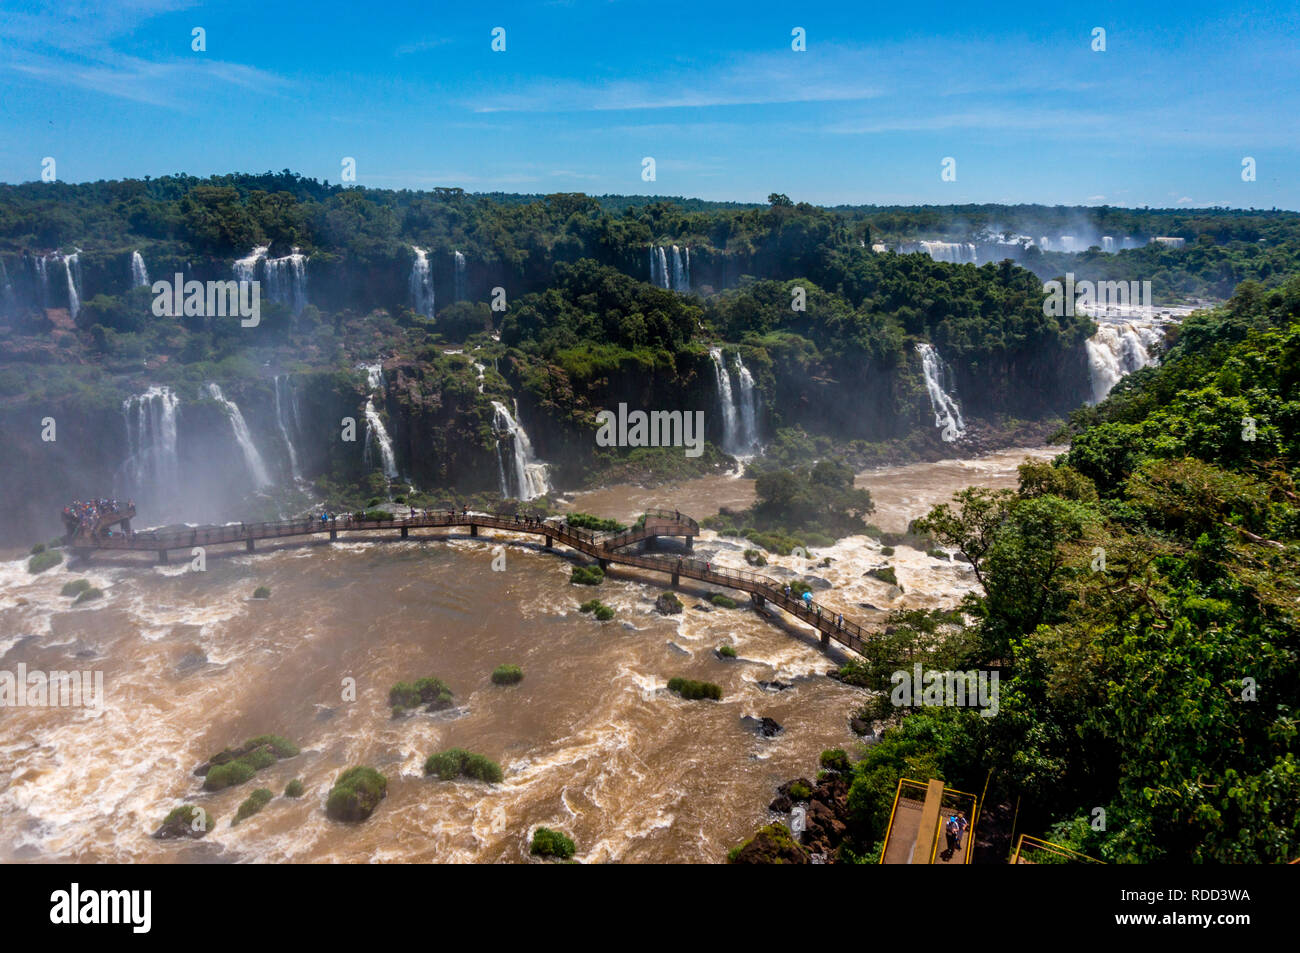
[915,343,966,442]
[130,250,150,288]
[206,383,272,489]
[491,400,550,500]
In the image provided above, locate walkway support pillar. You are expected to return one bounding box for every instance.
[470,524,478,538]
[751,593,765,608]
[820,629,830,648]
[684,536,693,552]
[545,536,553,549]
[329,527,337,541]
[246,538,255,553]
[157,549,169,565]
[599,559,609,571]
[400,525,408,539]
[671,572,679,587]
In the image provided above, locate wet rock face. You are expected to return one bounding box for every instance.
[740,715,784,737]
[729,823,810,865]
[654,592,683,615]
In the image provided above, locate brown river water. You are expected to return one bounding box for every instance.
[0,446,1054,863]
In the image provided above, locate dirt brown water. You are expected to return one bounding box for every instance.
[0,446,1055,863]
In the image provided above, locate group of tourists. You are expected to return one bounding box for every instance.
[944,813,970,856]
[62,498,132,538]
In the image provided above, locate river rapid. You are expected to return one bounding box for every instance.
[0,446,1054,863]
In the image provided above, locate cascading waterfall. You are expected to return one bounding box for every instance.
[732,354,760,453]
[33,255,50,309]
[1085,320,1166,403]
[648,245,672,289]
[264,248,308,316]
[273,375,302,482]
[206,383,272,489]
[915,343,966,442]
[233,245,268,284]
[361,364,398,480]
[671,245,687,291]
[63,250,82,320]
[454,250,467,301]
[920,241,977,264]
[491,400,550,500]
[1101,236,1115,253]
[709,347,741,454]
[473,362,486,394]
[0,259,15,315]
[122,386,181,494]
[130,250,150,288]
[409,246,434,317]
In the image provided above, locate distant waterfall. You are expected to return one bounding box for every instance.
[649,245,689,290]
[920,241,977,265]
[709,347,760,456]
[0,259,15,315]
[233,245,268,284]
[264,248,308,316]
[454,250,467,301]
[473,362,486,394]
[63,250,82,320]
[274,375,302,482]
[206,383,272,489]
[733,354,760,452]
[1101,236,1115,253]
[33,255,50,309]
[130,250,150,288]
[671,245,688,291]
[491,400,550,500]
[122,387,181,494]
[915,343,966,442]
[362,364,398,480]
[1085,321,1166,403]
[410,246,434,317]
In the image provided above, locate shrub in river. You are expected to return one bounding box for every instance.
[27,550,62,574]
[743,548,767,567]
[61,578,91,597]
[326,766,388,822]
[200,735,299,791]
[390,676,454,713]
[717,644,737,659]
[655,592,683,615]
[927,548,950,560]
[424,748,503,783]
[565,512,626,533]
[710,593,738,609]
[531,827,576,860]
[867,566,899,588]
[491,664,524,686]
[570,564,605,586]
[362,509,394,521]
[667,677,723,701]
[579,598,615,620]
[252,585,271,599]
[880,545,895,556]
[788,781,813,801]
[820,748,851,773]
[727,823,808,864]
[233,788,273,825]
[73,587,103,605]
[30,543,45,555]
[154,804,216,839]
[284,779,305,798]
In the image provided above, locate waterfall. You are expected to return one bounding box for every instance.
[233,245,268,284]
[473,362,486,394]
[709,347,741,454]
[684,246,690,289]
[920,241,977,264]
[274,375,302,482]
[671,245,687,291]
[206,383,272,489]
[1085,321,1166,403]
[454,250,467,301]
[733,354,760,453]
[130,250,150,288]
[361,364,398,480]
[1101,236,1115,253]
[491,400,550,500]
[409,246,434,317]
[0,259,15,315]
[264,248,308,316]
[915,343,966,442]
[650,246,670,289]
[122,386,181,495]
[33,255,50,310]
[63,250,82,320]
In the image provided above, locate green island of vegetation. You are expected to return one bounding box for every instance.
[667,677,723,701]
[530,827,577,860]
[424,748,504,783]
[200,735,300,791]
[326,766,388,822]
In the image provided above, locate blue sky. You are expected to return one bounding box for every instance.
[2,0,1298,208]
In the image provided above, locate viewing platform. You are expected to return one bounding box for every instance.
[68,504,874,655]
